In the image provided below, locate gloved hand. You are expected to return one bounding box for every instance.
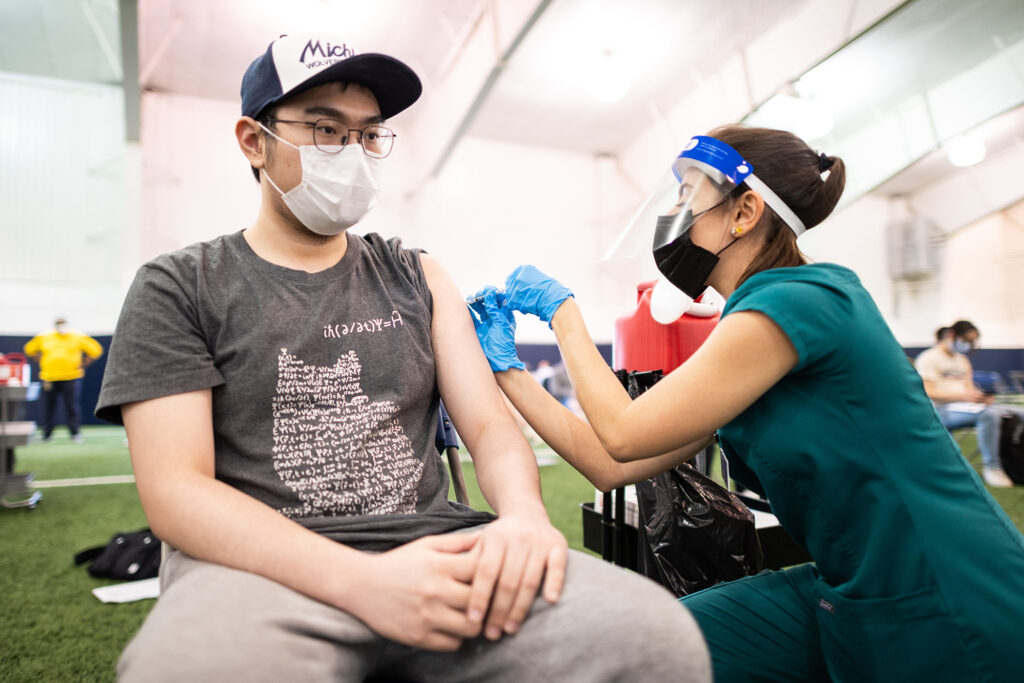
[467,286,525,372]
[503,265,574,327]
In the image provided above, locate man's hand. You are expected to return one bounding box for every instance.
[467,514,569,640]
[964,388,991,403]
[350,532,483,651]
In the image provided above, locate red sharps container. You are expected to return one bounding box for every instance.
[613,281,720,374]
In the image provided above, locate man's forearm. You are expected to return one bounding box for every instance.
[142,471,371,612]
[469,422,547,519]
[926,387,969,402]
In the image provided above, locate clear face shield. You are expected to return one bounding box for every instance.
[604,136,752,322]
[604,135,805,324]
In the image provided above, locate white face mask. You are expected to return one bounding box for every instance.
[260,124,382,236]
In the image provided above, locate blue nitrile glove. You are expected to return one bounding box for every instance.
[503,265,574,326]
[467,286,525,372]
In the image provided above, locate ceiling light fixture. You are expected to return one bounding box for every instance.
[587,49,629,104]
[746,93,834,142]
[944,133,986,167]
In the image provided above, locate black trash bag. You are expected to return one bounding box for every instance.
[999,413,1024,484]
[635,464,764,597]
[614,369,763,597]
[73,528,161,581]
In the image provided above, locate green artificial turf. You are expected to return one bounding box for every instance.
[450,446,599,554]
[0,427,598,681]
[2,427,1022,681]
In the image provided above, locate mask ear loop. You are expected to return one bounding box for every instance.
[256,122,299,197]
[262,167,286,196]
[703,192,743,256]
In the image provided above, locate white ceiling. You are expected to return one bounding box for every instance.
[3,0,1024,200]
[470,0,802,154]
[875,104,1024,196]
[136,0,482,114]
[0,0,805,152]
[0,0,121,83]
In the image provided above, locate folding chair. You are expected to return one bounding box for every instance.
[973,370,1010,395]
[435,401,469,505]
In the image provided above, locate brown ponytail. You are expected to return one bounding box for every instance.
[709,125,846,286]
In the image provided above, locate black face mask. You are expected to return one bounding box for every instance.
[652,212,738,299]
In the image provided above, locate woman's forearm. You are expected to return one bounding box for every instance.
[548,299,640,459]
[496,359,706,491]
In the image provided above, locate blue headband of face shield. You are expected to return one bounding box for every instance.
[673,136,807,237]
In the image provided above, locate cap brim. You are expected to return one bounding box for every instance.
[270,53,422,120]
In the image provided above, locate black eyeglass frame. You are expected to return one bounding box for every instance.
[264,118,397,158]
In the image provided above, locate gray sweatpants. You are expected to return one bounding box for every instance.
[118,547,710,682]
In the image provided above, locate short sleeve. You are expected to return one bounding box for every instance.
[95,262,225,424]
[382,235,433,313]
[726,279,853,373]
[914,349,940,382]
[23,337,39,356]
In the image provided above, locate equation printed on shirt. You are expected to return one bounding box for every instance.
[271,348,422,518]
[323,310,404,339]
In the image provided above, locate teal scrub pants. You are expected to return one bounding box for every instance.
[681,565,828,682]
[682,564,978,682]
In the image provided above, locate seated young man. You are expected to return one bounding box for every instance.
[96,33,709,681]
[915,320,1023,488]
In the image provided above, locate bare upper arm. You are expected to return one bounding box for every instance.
[418,253,518,448]
[122,389,216,507]
[963,357,979,390]
[613,310,799,460]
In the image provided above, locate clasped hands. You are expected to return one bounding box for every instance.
[361,512,568,651]
[467,265,574,372]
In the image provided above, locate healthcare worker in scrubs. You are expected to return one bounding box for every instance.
[469,125,1024,682]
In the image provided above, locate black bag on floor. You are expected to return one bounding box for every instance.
[635,463,764,597]
[615,369,763,598]
[74,528,161,581]
[999,413,1024,484]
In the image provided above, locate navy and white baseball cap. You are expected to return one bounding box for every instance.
[241,33,422,120]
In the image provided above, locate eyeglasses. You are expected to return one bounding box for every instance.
[264,118,396,158]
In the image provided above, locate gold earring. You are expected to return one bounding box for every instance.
[732,226,744,235]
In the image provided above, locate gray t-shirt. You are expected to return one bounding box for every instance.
[96,231,494,550]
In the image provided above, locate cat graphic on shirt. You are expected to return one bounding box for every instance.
[271,348,422,517]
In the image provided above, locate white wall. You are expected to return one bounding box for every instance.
[130,97,644,343]
[378,136,641,343]
[139,91,261,262]
[0,71,133,336]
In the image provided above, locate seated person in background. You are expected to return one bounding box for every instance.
[915,320,1024,487]
[94,32,709,682]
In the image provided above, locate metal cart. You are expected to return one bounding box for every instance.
[1,384,42,509]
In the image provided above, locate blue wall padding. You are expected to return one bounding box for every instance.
[1,336,1020,428]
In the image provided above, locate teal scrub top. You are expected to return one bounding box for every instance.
[717,263,1024,676]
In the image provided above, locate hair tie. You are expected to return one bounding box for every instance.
[818,152,834,173]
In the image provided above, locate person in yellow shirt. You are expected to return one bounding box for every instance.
[23,317,103,443]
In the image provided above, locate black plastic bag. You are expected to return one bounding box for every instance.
[635,464,763,597]
[999,413,1024,484]
[615,369,763,597]
[74,528,161,581]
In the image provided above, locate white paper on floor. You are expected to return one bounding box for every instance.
[92,577,160,603]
